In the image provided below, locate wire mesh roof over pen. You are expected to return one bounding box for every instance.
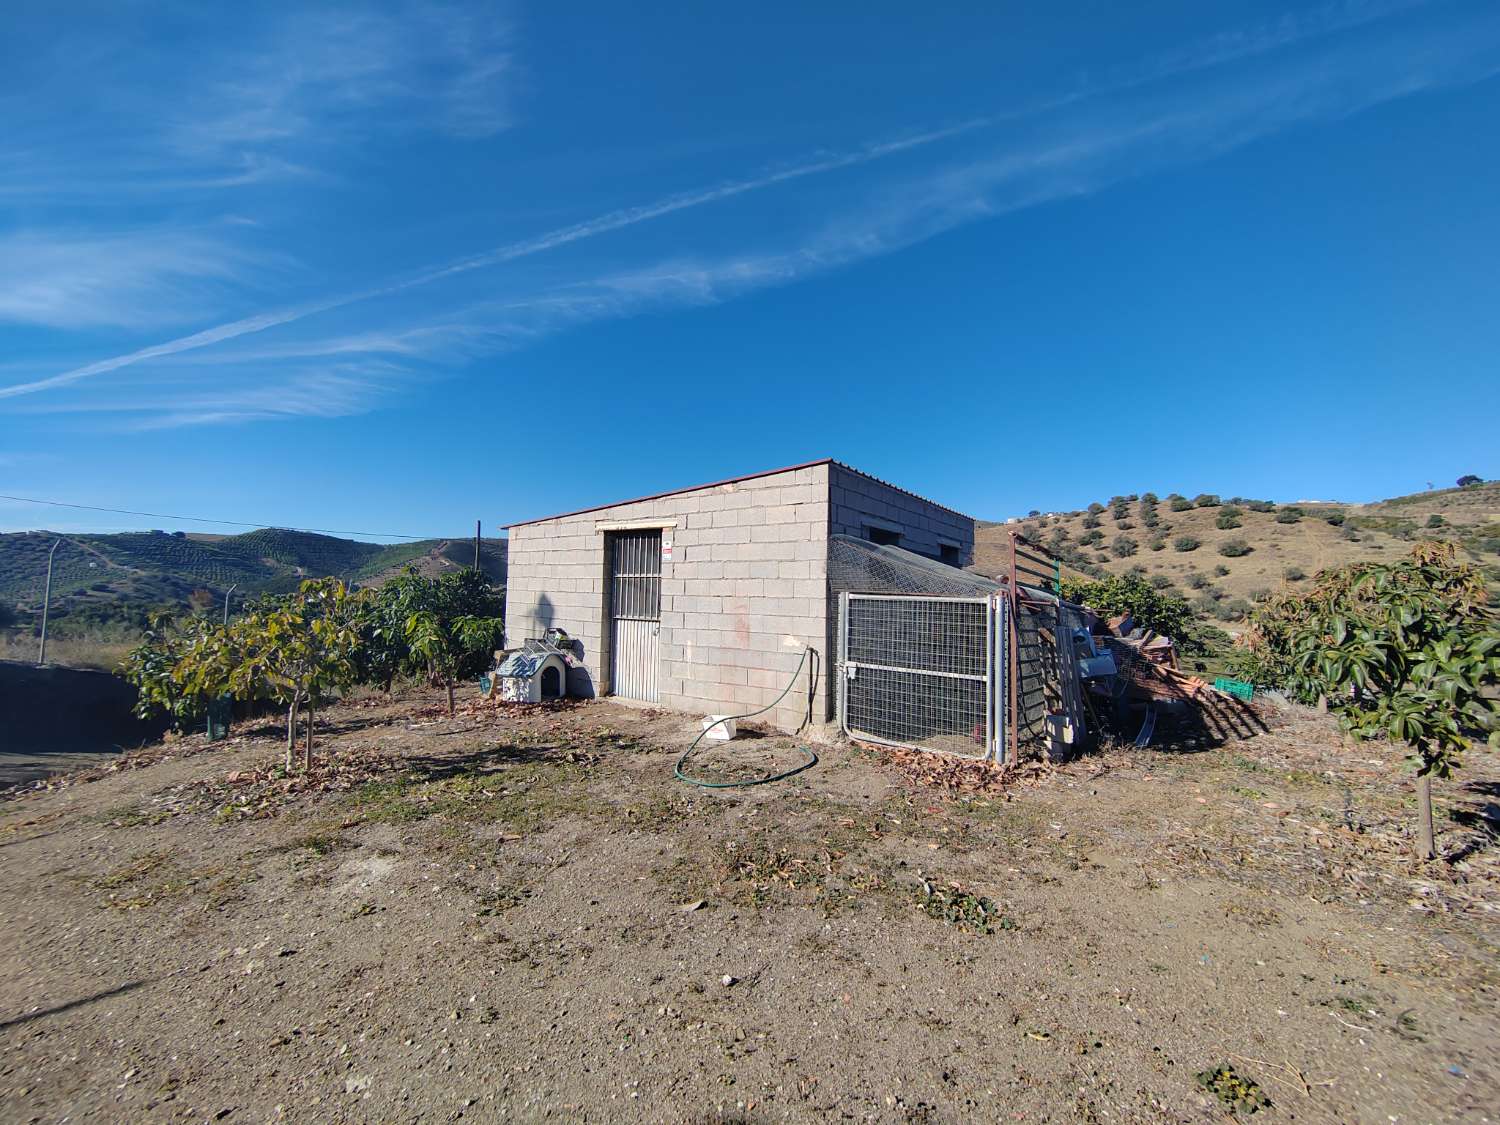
[828,534,1001,597]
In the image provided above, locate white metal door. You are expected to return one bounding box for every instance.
[608,530,661,702]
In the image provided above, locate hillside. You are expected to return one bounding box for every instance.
[975,481,1500,626]
[0,528,507,623]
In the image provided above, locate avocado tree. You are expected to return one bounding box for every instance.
[1244,541,1500,859]
[121,612,215,730]
[234,578,368,769]
[405,609,504,715]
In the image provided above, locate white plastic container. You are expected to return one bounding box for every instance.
[700,715,737,741]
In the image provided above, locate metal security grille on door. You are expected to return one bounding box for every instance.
[838,594,992,759]
[608,529,661,702]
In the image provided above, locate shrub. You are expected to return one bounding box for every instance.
[1111,535,1138,559]
[1087,502,1105,514]
[1141,492,1159,505]
[1284,566,1306,581]
[1213,564,1230,577]
[1215,512,1242,530]
[1324,510,1346,526]
[1148,535,1167,552]
[1186,573,1209,589]
[1222,598,1254,621]
[1027,509,1040,517]
[1082,514,1101,529]
[1457,474,1483,487]
[1426,514,1446,528]
[1192,594,1219,615]
[1246,500,1276,513]
[1341,526,1359,541]
[1080,528,1103,546]
[1169,496,1193,512]
[1480,537,1500,556]
[1173,536,1200,552]
[1148,574,1173,589]
[1218,538,1252,557]
[1141,512,1160,529]
[1115,519,1134,530]
[1058,572,1194,640]
[1193,493,1221,508]
[1275,508,1302,524]
[1249,587,1271,603]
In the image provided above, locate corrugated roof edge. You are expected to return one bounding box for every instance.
[827,460,972,522]
[503,457,974,529]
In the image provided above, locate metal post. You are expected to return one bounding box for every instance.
[474,520,481,571]
[223,583,238,627]
[37,537,61,665]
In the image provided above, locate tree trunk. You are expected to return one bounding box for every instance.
[446,678,455,716]
[304,702,315,772]
[1416,773,1435,861]
[286,695,301,770]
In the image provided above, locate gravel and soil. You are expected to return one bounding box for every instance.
[1,687,1496,1123]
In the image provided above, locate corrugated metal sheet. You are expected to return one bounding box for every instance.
[609,529,661,702]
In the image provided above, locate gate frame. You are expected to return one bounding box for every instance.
[837,591,995,761]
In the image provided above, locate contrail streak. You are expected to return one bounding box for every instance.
[0,124,981,400]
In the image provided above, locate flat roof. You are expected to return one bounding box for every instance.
[503,458,973,528]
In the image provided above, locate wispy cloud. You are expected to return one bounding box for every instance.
[6,0,1497,428]
[0,3,513,202]
[0,228,277,329]
[0,124,979,399]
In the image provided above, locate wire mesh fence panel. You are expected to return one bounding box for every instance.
[839,594,991,759]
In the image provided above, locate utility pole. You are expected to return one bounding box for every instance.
[224,583,238,627]
[474,520,481,572]
[37,537,60,665]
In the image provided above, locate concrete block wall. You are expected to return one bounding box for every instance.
[829,463,975,566]
[505,463,831,733]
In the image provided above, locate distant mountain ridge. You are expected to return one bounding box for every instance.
[0,527,507,617]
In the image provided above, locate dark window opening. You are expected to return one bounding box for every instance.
[940,544,961,566]
[866,525,902,546]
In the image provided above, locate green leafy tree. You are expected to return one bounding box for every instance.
[405,609,504,715]
[234,578,369,768]
[1060,572,1201,647]
[1243,541,1500,859]
[121,613,214,729]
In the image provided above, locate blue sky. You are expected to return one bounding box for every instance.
[2,0,1497,540]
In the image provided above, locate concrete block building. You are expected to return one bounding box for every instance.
[503,459,975,733]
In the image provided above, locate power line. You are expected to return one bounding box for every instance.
[0,493,451,542]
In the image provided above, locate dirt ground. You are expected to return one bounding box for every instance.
[1,687,1496,1124]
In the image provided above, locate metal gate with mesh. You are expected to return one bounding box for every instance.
[837,593,994,759]
[608,529,661,702]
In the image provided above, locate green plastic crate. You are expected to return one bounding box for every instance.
[1213,677,1254,701]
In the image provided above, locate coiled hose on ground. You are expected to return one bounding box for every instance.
[673,646,819,788]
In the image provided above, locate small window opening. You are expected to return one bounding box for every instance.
[866,525,902,546]
[940,544,961,566]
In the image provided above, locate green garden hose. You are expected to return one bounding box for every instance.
[673,646,819,788]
